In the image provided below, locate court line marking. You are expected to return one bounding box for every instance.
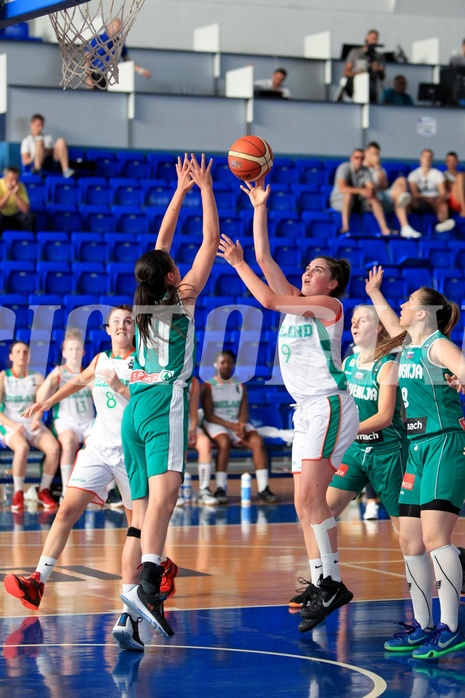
[0,640,388,697]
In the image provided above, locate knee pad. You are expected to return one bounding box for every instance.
[127,526,141,539]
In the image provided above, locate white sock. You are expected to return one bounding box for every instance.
[312,517,340,582]
[309,558,324,586]
[13,476,25,493]
[60,464,73,494]
[141,554,162,566]
[37,556,57,584]
[198,462,212,490]
[430,545,462,632]
[122,583,138,614]
[404,553,435,630]
[215,471,227,490]
[255,469,268,493]
[39,473,53,492]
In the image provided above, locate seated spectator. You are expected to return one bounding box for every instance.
[35,329,95,501]
[380,75,414,106]
[363,141,421,239]
[0,166,35,233]
[443,150,465,217]
[343,29,385,104]
[86,18,151,90]
[21,114,74,178]
[254,67,290,99]
[201,350,278,505]
[0,341,60,512]
[329,148,397,236]
[407,148,456,233]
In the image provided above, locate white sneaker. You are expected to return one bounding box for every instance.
[175,496,185,507]
[400,225,421,239]
[397,192,412,208]
[363,501,379,520]
[197,488,219,505]
[435,218,456,233]
[24,485,39,502]
[112,612,144,651]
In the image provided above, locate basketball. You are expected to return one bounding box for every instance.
[228,135,274,182]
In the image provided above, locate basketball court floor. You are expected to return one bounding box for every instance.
[0,477,464,697]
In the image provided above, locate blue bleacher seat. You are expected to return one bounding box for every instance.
[22,175,47,207]
[301,212,338,240]
[109,178,144,207]
[81,205,117,234]
[419,240,455,269]
[270,164,299,186]
[117,151,151,179]
[28,294,64,332]
[215,272,249,298]
[89,329,112,355]
[98,294,133,308]
[73,262,107,296]
[181,212,203,237]
[347,268,368,298]
[401,267,433,295]
[0,306,17,340]
[382,272,407,302]
[47,177,80,206]
[267,190,297,212]
[334,241,364,267]
[3,231,37,261]
[141,181,172,208]
[79,178,111,207]
[214,189,238,214]
[71,233,106,263]
[149,155,178,182]
[389,238,422,266]
[211,161,237,186]
[297,162,328,188]
[249,405,283,431]
[114,206,149,235]
[107,263,136,295]
[434,270,463,298]
[182,189,203,210]
[105,233,141,263]
[91,149,123,178]
[64,295,108,330]
[270,214,306,238]
[37,261,73,295]
[361,238,390,266]
[3,262,38,294]
[272,242,301,268]
[37,232,71,262]
[48,204,83,233]
[302,241,330,264]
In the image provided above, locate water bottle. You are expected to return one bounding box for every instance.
[241,472,252,505]
[181,471,192,503]
[3,468,13,503]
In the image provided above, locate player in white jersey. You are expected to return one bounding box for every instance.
[201,349,278,504]
[218,177,359,633]
[0,341,60,512]
[36,328,95,499]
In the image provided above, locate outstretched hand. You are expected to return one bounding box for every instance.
[217,234,244,267]
[365,265,384,296]
[188,153,213,190]
[175,153,196,193]
[445,373,465,394]
[239,175,270,207]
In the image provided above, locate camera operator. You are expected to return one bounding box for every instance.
[343,29,386,103]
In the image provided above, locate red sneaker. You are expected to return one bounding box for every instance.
[160,557,178,600]
[3,571,44,610]
[11,491,24,511]
[38,488,57,510]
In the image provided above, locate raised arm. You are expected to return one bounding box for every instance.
[365,266,402,338]
[180,154,220,299]
[155,154,195,252]
[242,177,300,295]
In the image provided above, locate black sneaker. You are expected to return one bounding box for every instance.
[257,485,278,503]
[458,547,465,594]
[121,586,174,638]
[298,576,353,633]
[106,488,124,508]
[214,487,228,504]
[289,577,319,608]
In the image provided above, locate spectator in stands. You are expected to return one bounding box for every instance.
[380,75,414,106]
[0,341,60,512]
[443,151,465,218]
[21,114,74,179]
[343,29,386,104]
[254,67,291,99]
[329,148,397,236]
[363,141,421,239]
[0,166,35,233]
[201,350,278,504]
[86,18,151,90]
[408,149,456,233]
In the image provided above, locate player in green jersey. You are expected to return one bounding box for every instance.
[366,267,465,659]
[121,153,220,638]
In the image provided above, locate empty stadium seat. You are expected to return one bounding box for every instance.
[73,262,108,296]
[81,205,117,234]
[37,232,71,262]
[92,149,123,178]
[105,233,141,262]
[37,261,73,295]
[117,151,151,179]
[114,206,149,235]
[109,178,144,207]
[48,204,83,233]
[63,295,109,330]
[3,231,38,261]
[3,261,38,295]
[107,262,136,295]
[141,181,172,208]
[71,233,106,263]
[47,177,80,206]
[79,178,111,207]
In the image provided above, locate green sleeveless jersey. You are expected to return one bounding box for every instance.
[344,353,406,447]
[399,330,465,439]
[130,304,195,395]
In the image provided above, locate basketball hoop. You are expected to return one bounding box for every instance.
[49,0,145,90]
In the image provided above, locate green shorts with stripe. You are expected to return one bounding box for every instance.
[330,438,408,517]
[399,431,465,510]
[291,392,359,473]
[121,384,188,500]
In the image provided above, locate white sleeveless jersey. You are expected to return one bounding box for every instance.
[207,376,244,420]
[2,370,41,424]
[278,302,347,402]
[87,350,135,449]
[52,366,95,427]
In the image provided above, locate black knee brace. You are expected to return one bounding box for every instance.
[127,526,141,539]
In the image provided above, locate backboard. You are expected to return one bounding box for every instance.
[0,0,87,28]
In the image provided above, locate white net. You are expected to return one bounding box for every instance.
[49,0,146,90]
